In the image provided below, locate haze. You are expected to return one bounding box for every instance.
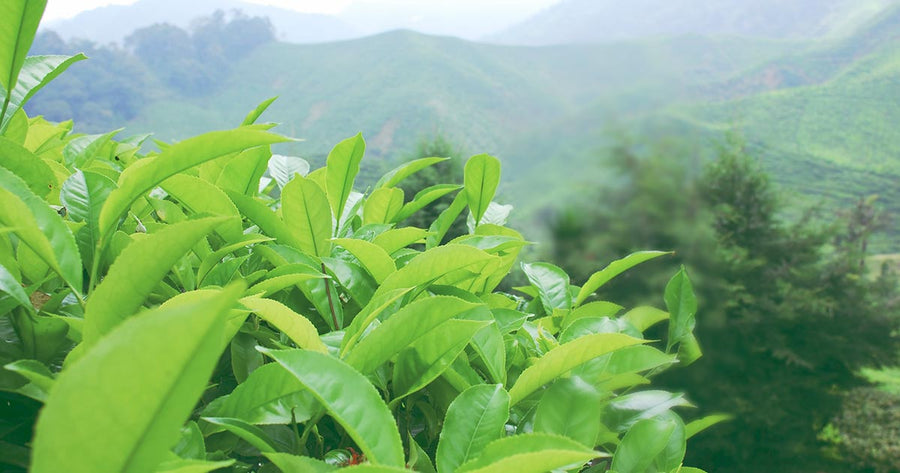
[43,0,561,39]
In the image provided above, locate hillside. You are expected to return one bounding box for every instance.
[24,4,900,248]
[491,0,897,45]
[43,0,359,44]
[117,31,787,163]
[671,4,900,176]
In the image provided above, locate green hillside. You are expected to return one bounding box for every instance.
[123,31,787,163]
[491,0,897,45]
[25,4,900,248]
[662,5,900,212]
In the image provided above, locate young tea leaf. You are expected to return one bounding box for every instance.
[31,285,245,473]
[259,348,405,467]
[463,154,500,227]
[435,384,510,473]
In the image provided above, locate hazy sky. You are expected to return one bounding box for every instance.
[43,0,559,22]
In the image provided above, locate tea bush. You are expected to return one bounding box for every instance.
[826,388,900,473]
[0,2,717,472]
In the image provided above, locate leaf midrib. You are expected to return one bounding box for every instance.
[119,318,221,471]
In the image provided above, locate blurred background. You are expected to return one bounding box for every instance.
[29,1,900,471]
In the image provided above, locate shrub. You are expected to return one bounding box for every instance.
[826,388,900,473]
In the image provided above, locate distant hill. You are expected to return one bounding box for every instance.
[42,0,359,45]
[673,4,900,173]
[115,31,786,164]
[25,3,900,248]
[490,0,897,45]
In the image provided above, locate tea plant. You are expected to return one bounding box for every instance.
[0,2,720,472]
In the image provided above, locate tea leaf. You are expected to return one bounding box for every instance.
[0,136,54,197]
[1,54,86,130]
[83,217,227,345]
[264,454,336,473]
[375,157,448,189]
[201,363,317,430]
[98,128,287,248]
[463,154,500,226]
[435,384,510,473]
[32,285,245,473]
[161,174,243,242]
[575,251,671,306]
[0,0,46,98]
[282,175,333,257]
[665,266,697,352]
[202,417,279,453]
[325,133,365,222]
[456,433,598,473]
[332,238,396,283]
[241,297,327,353]
[363,187,405,225]
[508,333,645,406]
[522,262,572,315]
[393,184,461,223]
[610,416,677,473]
[392,319,490,400]
[534,376,604,447]
[0,166,81,295]
[259,348,405,467]
[344,296,481,375]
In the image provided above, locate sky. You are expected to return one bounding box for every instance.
[43,0,559,22]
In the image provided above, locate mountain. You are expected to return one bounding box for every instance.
[115,30,786,165]
[25,2,900,248]
[490,0,897,45]
[42,0,359,45]
[671,4,900,175]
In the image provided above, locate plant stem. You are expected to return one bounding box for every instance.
[321,262,339,330]
[0,93,12,129]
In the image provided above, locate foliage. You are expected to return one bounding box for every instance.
[823,387,900,473]
[548,136,900,472]
[0,4,712,472]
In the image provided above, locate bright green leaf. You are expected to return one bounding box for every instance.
[575,251,671,306]
[83,217,227,345]
[0,136,54,197]
[665,266,697,352]
[508,333,645,406]
[521,262,571,315]
[344,296,481,375]
[435,384,509,473]
[31,285,245,473]
[393,184,461,223]
[534,376,605,447]
[332,238,396,283]
[463,154,500,226]
[325,133,365,222]
[201,363,317,429]
[375,157,448,189]
[201,417,279,453]
[392,319,490,400]
[0,166,81,295]
[0,0,47,96]
[611,416,677,473]
[259,348,405,467]
[456,433,599,473]
[98,128,287,248]
[161,174,243,242]
[363,187,405,226]
[241,297,327,353]
[282,175,333,257]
